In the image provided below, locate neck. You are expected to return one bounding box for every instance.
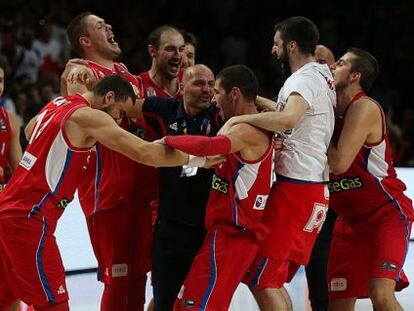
[239,102,257,116]
[85,52,114,69]
[234,100,257,117]
[183,102,203,118]
[82,91,99,108]
[149,64,178,95]
[336,85,364,115]
[289,53,315,73]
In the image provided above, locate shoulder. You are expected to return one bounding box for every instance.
[349,97,381,115]
[70,106,106,123]
[226,122,269,142]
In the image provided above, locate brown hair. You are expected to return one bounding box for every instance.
[66,12,93,56]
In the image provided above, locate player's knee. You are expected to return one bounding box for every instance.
[368,283,397,308]
[252,287,289,311]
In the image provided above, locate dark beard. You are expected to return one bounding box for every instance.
[279,44,291,79]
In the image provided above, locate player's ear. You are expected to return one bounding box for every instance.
[79,36,91,49]
[103,91,115,106]
[350,72,361,84]
[148,45,157,58]
[231,87,240,101]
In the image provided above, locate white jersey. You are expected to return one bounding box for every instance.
[274,62,336,182]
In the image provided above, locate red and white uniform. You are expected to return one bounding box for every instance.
[328,92,413,299]
[175,139,274,311]
[77,61,152,287]
[137,70,184,99]
[0,107,11,186]
[249,62,335,289]
[0,95,90,306]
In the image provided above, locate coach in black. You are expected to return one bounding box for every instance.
[130,64,221,311]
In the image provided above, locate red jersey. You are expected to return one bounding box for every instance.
[330,92,414,220]
[137,70,184,99]
[0,107,11,184]
[206,138,274,241]
[0,95,90,228]
[78,61,152,216]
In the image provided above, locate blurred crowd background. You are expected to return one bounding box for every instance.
[0,0,413,165]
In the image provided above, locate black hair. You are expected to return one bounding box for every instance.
[216,65,258,102]
[347,47,379,92]
[147,25,182,48]
[92,75,136,104]
[66,12,93,56]
[274,16,319,55]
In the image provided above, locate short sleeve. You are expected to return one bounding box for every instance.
[283,74,318,109]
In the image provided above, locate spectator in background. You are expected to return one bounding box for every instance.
[13,27,42,83]
[33,19,64,81]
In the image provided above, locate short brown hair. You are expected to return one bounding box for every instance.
[92,75,136,104]
[66,12,93,56]
[348,48,379,92]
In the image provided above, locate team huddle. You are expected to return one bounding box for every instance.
[0,13,412,311]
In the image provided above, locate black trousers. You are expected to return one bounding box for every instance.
[151,218,206,311]
[305,209,337,311]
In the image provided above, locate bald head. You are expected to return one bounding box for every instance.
[183,64,214,85]
[315,45,335,66]
[182,64,215,113]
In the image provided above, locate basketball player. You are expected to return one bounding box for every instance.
[220,17,336,310]
[0,75,211,311]
[160,64,274,311]
[64,12,152,310]
[328,48,413,311]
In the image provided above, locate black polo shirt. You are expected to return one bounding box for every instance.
[142,96,222,225]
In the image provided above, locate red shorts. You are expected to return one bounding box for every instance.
[87,202,152,285]
[328,207,412,299]
[174,227,258,311]
[0,217,68,307]
[258,181,329,264]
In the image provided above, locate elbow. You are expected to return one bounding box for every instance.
[329,161,350,175]
[283,115,301,130]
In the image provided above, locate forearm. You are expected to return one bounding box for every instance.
[328,143,351,175]
[143,143,189,167]
[164,135,232,156]
[256,96,276,112]
[236,111,295,133]
[66,81,88,96]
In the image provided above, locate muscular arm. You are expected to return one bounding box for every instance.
[256,95,276,112]
[7,112,23,171]
[164,123,269,161]
[221,93,308,133]
[69,107,189,167]
[328,99,382,174]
